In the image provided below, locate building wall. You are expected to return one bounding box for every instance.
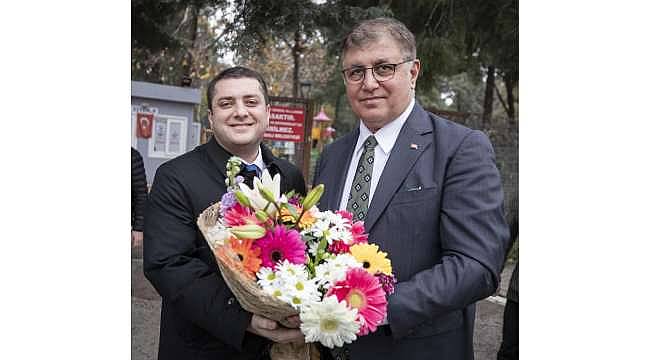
[132,97,201,185]
[131,81,201,186]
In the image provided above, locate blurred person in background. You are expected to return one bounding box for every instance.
[131,147,147,249]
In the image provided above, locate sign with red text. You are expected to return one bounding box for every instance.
[264,105,305,142]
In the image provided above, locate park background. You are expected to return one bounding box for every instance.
[130,0,519,255]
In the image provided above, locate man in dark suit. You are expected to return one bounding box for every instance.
[144,66,306,360]
[313,18,510,360]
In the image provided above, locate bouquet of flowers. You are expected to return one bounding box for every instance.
[197,157,396,359]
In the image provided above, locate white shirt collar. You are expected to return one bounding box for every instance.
[240,146,265,170]
[355,98,415,155]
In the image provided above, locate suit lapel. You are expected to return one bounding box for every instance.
[322,129,359,210]
[364,103,434,232]
[203,136,231,179]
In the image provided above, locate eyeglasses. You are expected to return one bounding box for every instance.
[341,59,414,84]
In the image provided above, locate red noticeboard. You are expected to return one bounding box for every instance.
[264,105,305,142]
[136,112,154,138]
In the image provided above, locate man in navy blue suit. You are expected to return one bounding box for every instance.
[314,18,511,360]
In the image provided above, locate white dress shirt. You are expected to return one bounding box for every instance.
[338,98,415,211]
[240,146,266,172]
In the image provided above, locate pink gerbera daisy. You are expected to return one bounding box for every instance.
[326,267,387,336]
[224,203,259,226]
[350,221,368,244]
[254,225,306,269]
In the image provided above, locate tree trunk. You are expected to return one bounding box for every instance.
[482,65,495,125]
[292,30,301,98]
[181,4,198,87]
[505,71,516,124]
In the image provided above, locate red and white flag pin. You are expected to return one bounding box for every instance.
[410,143,419,149]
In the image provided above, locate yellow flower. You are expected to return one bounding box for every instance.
[349,243,392,275]
[280,206,297,223]
[280,205,317,229]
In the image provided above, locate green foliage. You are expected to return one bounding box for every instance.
[132,0,518,132]
[132,0,185,51]
[132,0,229,86]
[228,0,321,55]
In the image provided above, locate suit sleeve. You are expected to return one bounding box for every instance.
[388,130,510,338]
[143,164,253,351]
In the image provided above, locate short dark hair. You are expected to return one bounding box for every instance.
[207,66,270,111]
[342,17,417,61]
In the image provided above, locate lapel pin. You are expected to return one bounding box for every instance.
[410,143,419,150]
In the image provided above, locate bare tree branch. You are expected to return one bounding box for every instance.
[495,84,509,114]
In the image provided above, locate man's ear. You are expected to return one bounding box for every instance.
[409,59,421,89]
[207,109,214,126]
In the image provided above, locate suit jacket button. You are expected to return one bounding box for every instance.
[227,297,235,305]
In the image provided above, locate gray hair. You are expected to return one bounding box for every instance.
[342,17,417,60]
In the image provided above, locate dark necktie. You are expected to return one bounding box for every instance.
[240,164,261,188]
[346,135,378,222]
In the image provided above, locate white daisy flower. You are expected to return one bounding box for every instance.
[275,260,309,282]
[284,277,321,310]
[314,262,336,289]
[330,253,363,269]
[263,281,292,303]
[307,211,355,244]
[300,296,360,348]
[328,226,353,244]
[306,217,330,238]
[325,212,348,229]
[307,241,320,257]
[315,254,362,290]
[256,267,279,290]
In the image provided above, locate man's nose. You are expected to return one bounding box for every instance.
[233,101,248,118]
[361,68,380,90]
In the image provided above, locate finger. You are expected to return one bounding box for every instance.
[284,315,301,328]
[255,315,277,330]
[274,329,305,344]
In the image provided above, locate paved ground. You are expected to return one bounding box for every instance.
[131,246,514,360]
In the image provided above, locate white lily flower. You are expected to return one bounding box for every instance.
[238,169,282,216]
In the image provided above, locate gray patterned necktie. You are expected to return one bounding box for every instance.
[346,135,378,222]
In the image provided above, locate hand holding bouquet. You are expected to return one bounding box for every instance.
[197,157,396,358]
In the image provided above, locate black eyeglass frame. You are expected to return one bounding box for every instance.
[341,58,415,84]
